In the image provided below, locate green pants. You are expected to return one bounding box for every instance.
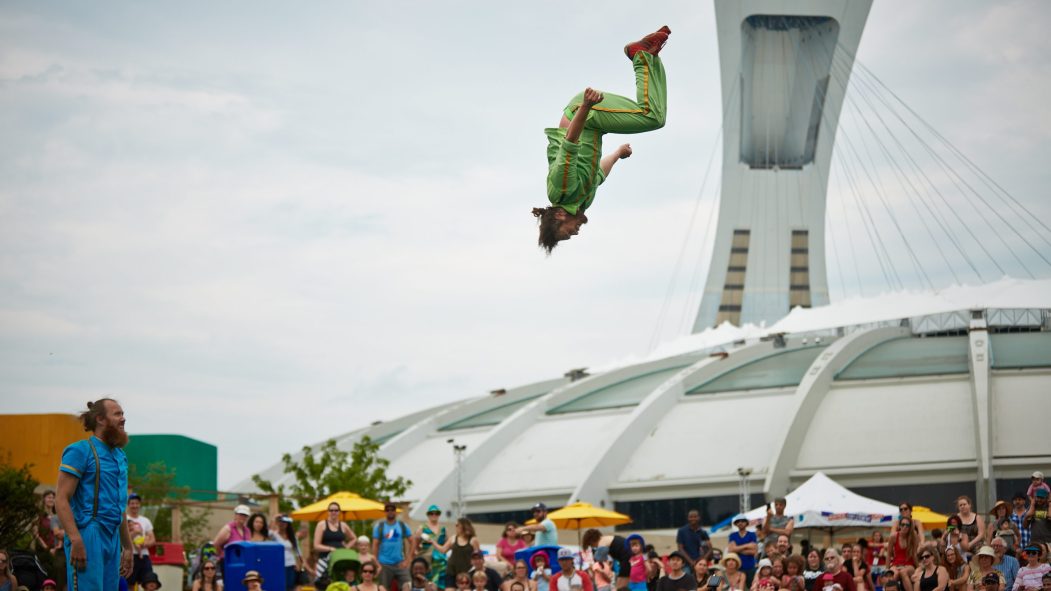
[564,51,668,134]
[546,52,667,213]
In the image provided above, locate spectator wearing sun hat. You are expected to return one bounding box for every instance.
[243,570,264,590]
[551,548,593,591]
[213,504,252,559]
[969,547,1005,591]
[416,504,448,586]
[721,553,746,591]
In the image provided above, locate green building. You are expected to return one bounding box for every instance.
[125,434,218,500]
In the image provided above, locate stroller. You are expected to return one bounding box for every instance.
[9,549,48,590]
[317,548,361,591]
[188,541,222,587]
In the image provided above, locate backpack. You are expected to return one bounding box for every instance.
[373,520,412,544]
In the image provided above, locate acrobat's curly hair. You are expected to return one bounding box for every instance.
[532,207,562,254]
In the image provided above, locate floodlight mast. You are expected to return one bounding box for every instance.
[447,439,467,518]
[737,467,753,514]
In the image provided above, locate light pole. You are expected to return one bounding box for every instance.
[736,467,753,514]
[448,439,467,518]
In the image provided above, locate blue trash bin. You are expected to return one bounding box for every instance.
[224,541,285,591]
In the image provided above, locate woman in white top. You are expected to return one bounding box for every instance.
[272,514,303,591]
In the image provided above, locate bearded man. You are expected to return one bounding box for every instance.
[56,398,133,591]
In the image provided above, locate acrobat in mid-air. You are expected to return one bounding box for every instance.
[532,26,671,254]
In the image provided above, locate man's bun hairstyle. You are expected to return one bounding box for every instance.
[79,398,116,431]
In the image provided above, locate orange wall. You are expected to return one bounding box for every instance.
[0,413,86,487]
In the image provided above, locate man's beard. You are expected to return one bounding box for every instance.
[101,422,129,448]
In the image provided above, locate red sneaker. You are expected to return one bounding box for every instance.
[624,26,671,59]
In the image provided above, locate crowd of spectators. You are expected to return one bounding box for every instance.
[19,473,1051,591]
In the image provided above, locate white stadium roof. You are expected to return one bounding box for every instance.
[238,278,1051,524]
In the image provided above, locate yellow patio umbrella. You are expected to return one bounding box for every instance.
[539,502,633,545]
[546,503,633,529]
[291,492,395,522]
[909,505,948,529]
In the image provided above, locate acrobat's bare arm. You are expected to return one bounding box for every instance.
[600,144,633,177]
[566,87,603,144]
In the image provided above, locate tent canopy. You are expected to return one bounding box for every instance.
[716,472,897,531]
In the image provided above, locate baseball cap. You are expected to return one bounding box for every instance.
[757,558,773,570]
[234,504,251,516]
[384,501,397,510]
[42,581,57,589]
[129,493,142,502]
[982,573,1000,585]
[732,514,748,525]
[1032,471,1044,479]
[278,515,293,523]
[1036,488,1049,499]
[427,504,442,513]
[532,502,548,511]
[471,550,484,558]
[557,548,575,560]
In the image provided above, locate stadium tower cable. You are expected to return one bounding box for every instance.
[787,18,903,291]
[848,54,1051,249]
[827,49,962,286]
[837,43,1051,273]
[806,28,935,291]
[831,49,986,283]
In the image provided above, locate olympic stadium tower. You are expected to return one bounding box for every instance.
[240,0,1051,528]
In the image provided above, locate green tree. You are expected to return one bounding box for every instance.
[252,436,411,510]
[128,461,212,549]
[0,461,40,549]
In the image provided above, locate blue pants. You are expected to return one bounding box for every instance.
[66,521,121,591]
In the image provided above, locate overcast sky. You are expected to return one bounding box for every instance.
[3,1,1049,489]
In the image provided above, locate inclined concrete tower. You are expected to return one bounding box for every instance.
[693,0,873,331]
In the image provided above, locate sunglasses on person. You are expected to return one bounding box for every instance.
[204,566,216,570]
[428,511,441,516]
[363,569,376,574]
[920,554,932,560]
[328,508,341,513]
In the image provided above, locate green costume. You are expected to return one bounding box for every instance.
[545,51,668,215]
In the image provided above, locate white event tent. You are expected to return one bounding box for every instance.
[737,472,897,529]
